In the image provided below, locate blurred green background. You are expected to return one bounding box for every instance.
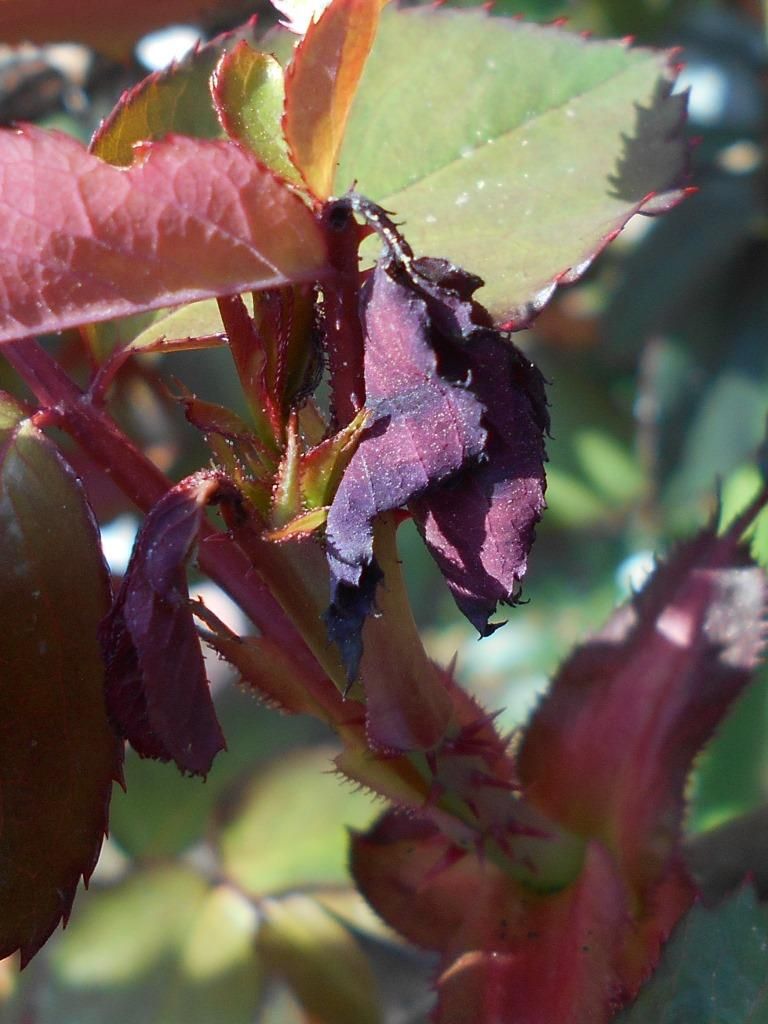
[3,0,768,1020]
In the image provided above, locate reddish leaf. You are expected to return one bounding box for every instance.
[99,473,228,776]
[518,522,768,897]
[0,400,120,964]
[283,0,381,199]
[324,237,548,674]
[324,259,486,676]
[0,128,328,344]
[433,845,630,1024]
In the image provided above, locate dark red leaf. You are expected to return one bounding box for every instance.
[410,263,548,634]
[99,472,228,776]
[325,248,548,674]
[0,399,121,964]
[324,259,487,676]
[518,520,768,897]
[351,812,632,1024]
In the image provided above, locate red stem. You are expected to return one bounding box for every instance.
[3,338,304,653]
[321,211,368,426]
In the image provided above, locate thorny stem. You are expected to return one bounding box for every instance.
[4,339,581,887]
[320,202,368,426]
[3,339,301,651]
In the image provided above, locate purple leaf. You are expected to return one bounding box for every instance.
[413,326,548,635]
[324,260,487,676]
[99,472,227,776]
[324,250,548,673]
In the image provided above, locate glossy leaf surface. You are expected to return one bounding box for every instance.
[212,42,300,184]
[337,7,688,322]
[99,473,227,776]
[0,129,327,343]
[284,0,381,199]
[0,401,119,964]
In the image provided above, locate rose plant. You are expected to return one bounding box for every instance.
[1,1,766,1021]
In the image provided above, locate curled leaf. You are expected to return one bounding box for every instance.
[518,519,768,897]
[324,258,487,676]
[324,243,548,674]
[99,472,230,776]
[284,0,381,199]
[212,41,301,185]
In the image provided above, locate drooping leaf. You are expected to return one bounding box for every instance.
[257,894,382,1024]
[324,242,548,674]
[0,129,327,344]
[324,259,487,675]
[518,519,768,897]
[99,472,228,776]
[211,41,301,185]
[283,0,381,199]
[91,21,261,166]
[337,7,689,322]
[617,886,768,1024]
[7,867,262,1024]
[408,260,549,634]
[0,0,239,59]
[0,400,120,964]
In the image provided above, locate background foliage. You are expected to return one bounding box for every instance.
[2,0,768,1020]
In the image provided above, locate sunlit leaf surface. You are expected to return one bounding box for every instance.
[337,7,688,322]
[0,129,327,343]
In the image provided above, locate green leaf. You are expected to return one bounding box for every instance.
[91,21,261,165]
[257,894,382,1024]
[217,745,379,895]
[128,301,229,353]
[574,429,645,505]
[617,887,768,1023]
[0,412,120,964]
[337,7,687,322]
[211,42,301,185]
[9,867,262,1024]
[108,686,324,858]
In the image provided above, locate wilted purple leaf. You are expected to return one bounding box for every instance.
[324,259,487,676]
[413,309,549,635]
[324,246,548,673]
[99,472,228,776]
